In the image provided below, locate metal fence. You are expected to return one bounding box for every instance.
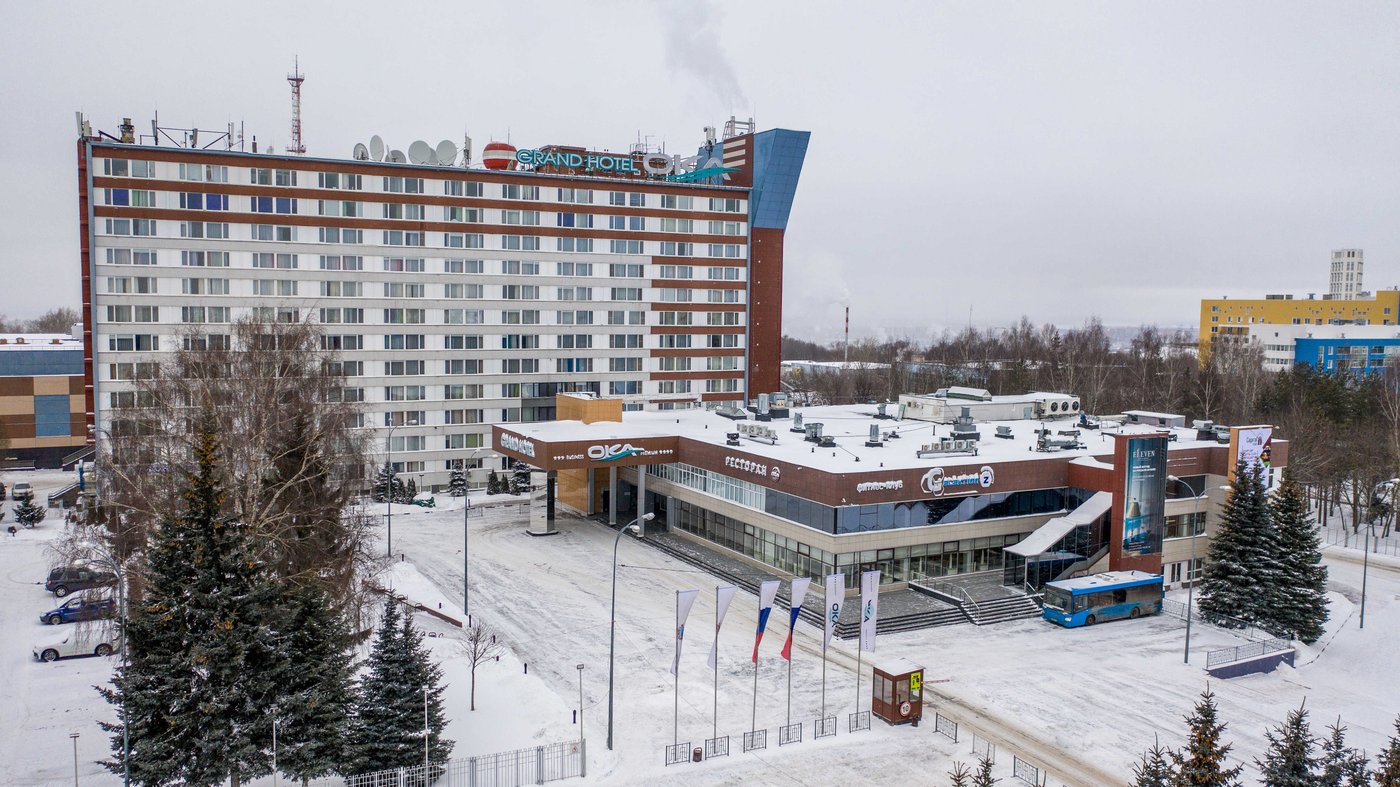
[1319,526,1400,557]
[848,710,871,733]
[935,712,958,743]
[332,740,584,787]
[779,722,803,746]
[663,742,690,766]
[1162,599,1274,643]
[742,729,766,753]
[1205,637,1292,670]
[1012,755,1047,786]
[971,732,996,763]
[704,736,729,759]
[814,716,837,739]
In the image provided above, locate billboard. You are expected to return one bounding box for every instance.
[1121,435,1168,557]
[1229,426,1274,486]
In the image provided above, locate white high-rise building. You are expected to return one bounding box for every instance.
[1329,248,1364,300]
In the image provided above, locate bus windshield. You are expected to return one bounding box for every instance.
[1043,586,1071,612]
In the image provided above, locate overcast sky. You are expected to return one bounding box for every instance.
[3,1,1398,342]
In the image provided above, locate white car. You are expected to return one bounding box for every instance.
[33,624,121,662]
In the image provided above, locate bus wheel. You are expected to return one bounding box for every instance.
[1085,615,1096,626]
[1129,607,1141,619]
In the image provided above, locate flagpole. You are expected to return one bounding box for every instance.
[674,590,680,746]
[712,586,719,740]
[751,657,759,734]
[855,647,863,713]
[786,647,792,727]
[821,638,827,720]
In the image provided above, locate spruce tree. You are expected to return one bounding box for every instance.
[99,411,286,786]
[400,608,454,765]
[1376,716,1400,786]
[404,477,418,504]
[372,464,395,503]
[1270,469,1330,643]
[948,761,973,787]
[971,755,999,786]
[1170,688,1244,787]
[486,470,501,495]
[350,598,412,773]
[15,498,46,527]
[1199,463,1276,629]
[1131,735,1175,787]
[1255,704,1320,786]
[449,467,468,498]
[1318,718,1370,787]
[271,584,357,783]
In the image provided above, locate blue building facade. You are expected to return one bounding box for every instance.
[1294,337,1400,375]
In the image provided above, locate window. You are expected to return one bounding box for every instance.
[444,359,484,375]
[383,203,426,220]
[709,198,742,212]
[383,176,425,194]
[658,334,692,348]
[659,242,695,256]
[108,334,159,352]
[557,237,594,253]
[250,196,297,214]
[707,311,742,326]
[660,195,694,210]
[443,309,485,325]
[444,384,485,400]
[557,310,593,325]
[444,233,485,249]
[178,193,228,211]
[502,285,540,300]
[708,289,741,303]
[318,307,364,324]
[708,243,742,258]
[556,286,593,301]
[659,265,693,279]
[660,288,693,303]
[382,308,426,325]
[102,159,155,178]
[383,257,426,273]
[384,360,427,376]
[180,221,229,239]
[501,260,541,275]
[384,385,428,401]
[557,188,593,204]
[557,334,593,349]
[444,181,484,197]
[609,334,644,349]
[320,280,362,297]
[658,311,693,326]
[501,209,541,226]
[556,358,594,373]
[708,267,741,280]
[708,334,741,348]
[708,220,743,235]
[104,189,156,207]
[383,230,426,246]
[444,206,483,223]
[105,248,158,266]
[383,282,426,298]
[180,250,229,267]
[501,334,541,349]
[501,310,540,325]
[660,218,694,233]
[501,184,540,200]
[383,334,427,350]
[609,380,642,395]
[609,191,627,206]
[611,287,642,301]
[444,335,484,350]
[609,357,643,372]
[318,200,362,217]
[502,358,540,374]
[321,334,364,351]
[658,356,691,371]
[501,235,541,251]
[657,380,693,394]
[556,212,594,228]
[318,172,362,190]
[444,259,485,274]
[610,240,644,254]
[181,163,228,182]
[557,261,593,276]
[319,255,364,271]
[609,264,644,278]
[444,283,483,299]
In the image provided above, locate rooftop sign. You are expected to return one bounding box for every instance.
[514,149,738,183]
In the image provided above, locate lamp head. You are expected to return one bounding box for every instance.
[641,512,656,522]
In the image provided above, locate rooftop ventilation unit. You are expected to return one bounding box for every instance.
[737,422,779,445]
[726,431,741,447]
[916,438,979,458]
[995,425,1014,439]
[804,423,824,443]
[716,406,748,421]
[951,407,981,442]
[1035,428,1082,452]
[865,424,883,448]
[791,412,806,433]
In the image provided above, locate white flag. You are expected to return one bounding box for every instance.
[859,570,880,653]
[671,589,700,676]
[707,585,738,669]
[823,573,845,651]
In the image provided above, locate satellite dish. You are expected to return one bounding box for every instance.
[408,140,433,165]
[387,149,407,163]
[435,139,458,166]
[353,142,369,161]
[370,135,385,161]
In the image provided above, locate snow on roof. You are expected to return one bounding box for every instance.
[1046,570,1161,592]
[504,403,1217,475]
[1004,492,1113,557]
[0,334,80,350]
[875,656,925,676]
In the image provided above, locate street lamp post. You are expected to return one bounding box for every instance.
[70,732,79,787]
[1361,485,1388,629]
[1169,475,1206,664]
[424,685,430,769]
[576,663,586,777]
[385,418,418,559]
[607,512,654,752]
[271,716,278,787]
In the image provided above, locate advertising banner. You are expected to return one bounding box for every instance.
[671,589,700,676]
[1229,426,1274,486]
[780,577,811,661]
[859,570,880,653]
[753,580,781,663]
[1121,435,1168,557]
[823,573,845,651]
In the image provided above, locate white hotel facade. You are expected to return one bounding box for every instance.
[78,125,809,487]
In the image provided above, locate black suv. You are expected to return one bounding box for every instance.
[45,565,117,597]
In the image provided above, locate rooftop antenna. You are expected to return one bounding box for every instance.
[287,57,307,155]
[844,305,850,365]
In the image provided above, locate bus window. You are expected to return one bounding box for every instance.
[1112,589,1127,604]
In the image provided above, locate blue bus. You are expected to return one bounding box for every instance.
[1042,570,1163,627]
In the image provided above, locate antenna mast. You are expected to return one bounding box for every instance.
[287,58,306,155]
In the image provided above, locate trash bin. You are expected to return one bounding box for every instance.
[692,747,702,763]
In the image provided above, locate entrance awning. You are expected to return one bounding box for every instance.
[1005,491,1112,557]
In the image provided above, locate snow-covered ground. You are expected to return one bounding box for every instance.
[3,479,1397,786]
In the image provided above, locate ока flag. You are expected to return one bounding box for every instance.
[752,580,780,663]
[823,573,845,651]
[707,585,738,669]
[780,577,812,661]
[670,589,700,676]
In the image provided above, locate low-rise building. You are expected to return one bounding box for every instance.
[0,334,88,468]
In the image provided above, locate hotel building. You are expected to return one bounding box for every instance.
[78,119,809,486]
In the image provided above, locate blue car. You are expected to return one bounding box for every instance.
[41,597,115,626]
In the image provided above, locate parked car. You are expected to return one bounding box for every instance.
[11,482,33,501]
[40,596,115,625]
[33,625,121,662]
[44,565,117,597]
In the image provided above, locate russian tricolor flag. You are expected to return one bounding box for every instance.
[780,577,812,660]
[752,580,780,663]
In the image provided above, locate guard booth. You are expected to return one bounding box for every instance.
[872,657,924,726]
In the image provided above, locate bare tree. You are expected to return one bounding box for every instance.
[461,621,505,711]
[96,318,372,616]
[26,307,82,334]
